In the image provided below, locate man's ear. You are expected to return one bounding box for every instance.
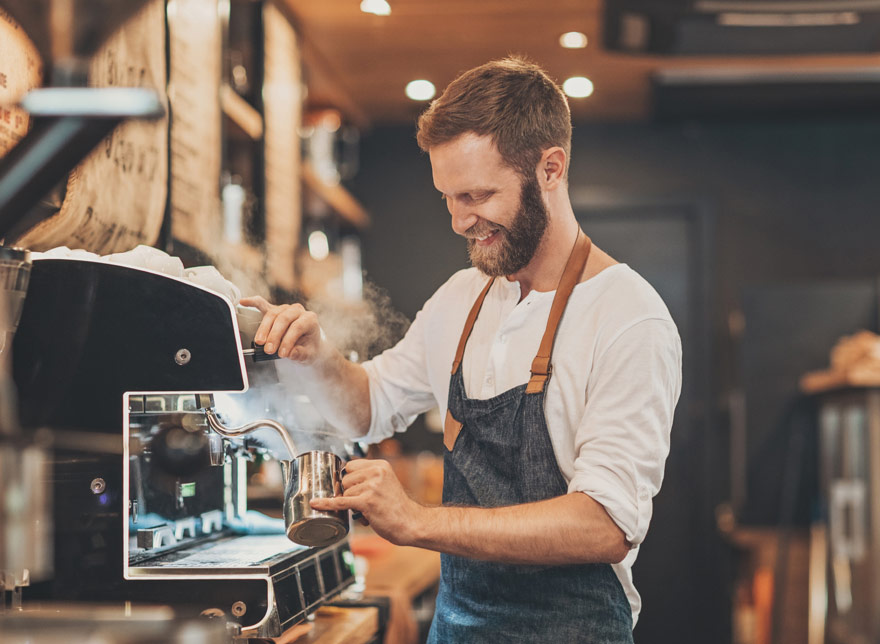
[537,147,567,190]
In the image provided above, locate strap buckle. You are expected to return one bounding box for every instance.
[526,365,552,394]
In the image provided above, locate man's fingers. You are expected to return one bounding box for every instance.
[339,481,370,498]
[340,470,370,491]
[341,458,374,472]
[265,306,307,355]
[240,295,270,312]
[277,316,314,359]
[254,309,279,349]
[311,496,360,512]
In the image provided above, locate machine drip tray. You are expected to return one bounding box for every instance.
[132,534,310,573]
[126,535,357,637]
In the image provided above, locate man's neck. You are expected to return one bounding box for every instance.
[507,216,580,299]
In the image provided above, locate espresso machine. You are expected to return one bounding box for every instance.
[8,256,356,638]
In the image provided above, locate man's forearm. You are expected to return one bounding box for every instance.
[409,492,631,565]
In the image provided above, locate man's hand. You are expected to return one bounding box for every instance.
[239,296,323,364]
[310,459,424,545]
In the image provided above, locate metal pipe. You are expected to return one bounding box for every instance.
[204,408,297,460]
[0,87,164,240]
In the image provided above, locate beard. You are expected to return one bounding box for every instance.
[466,175,548,277]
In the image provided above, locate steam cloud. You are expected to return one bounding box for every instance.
[215,272,411,460]
[307,278,411,362]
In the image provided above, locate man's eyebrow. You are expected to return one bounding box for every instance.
[441,188,495,198]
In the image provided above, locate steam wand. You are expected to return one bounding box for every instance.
[204,408,297,460]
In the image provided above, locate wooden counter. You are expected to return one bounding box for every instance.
[364,543,441,601]
[279,606,378,644]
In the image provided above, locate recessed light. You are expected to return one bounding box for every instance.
[406,79,436,101]
[559,31,588,49]
[562,76,594,98]
[360,0,391,16]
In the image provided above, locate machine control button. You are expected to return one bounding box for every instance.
[174,516,197,540]
[175,348,192,365]
[200,510,224,534]
[231,601,247,617]
[90,478,106,494]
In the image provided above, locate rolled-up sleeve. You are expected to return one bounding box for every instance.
[361,306,438,444]
[568,318,681,546]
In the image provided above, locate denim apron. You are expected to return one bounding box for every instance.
[427,232,634,643]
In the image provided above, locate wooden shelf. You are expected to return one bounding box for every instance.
[220,84,264,140]
[302,162,370,229]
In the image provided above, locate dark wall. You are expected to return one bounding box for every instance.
[350,117,880,644]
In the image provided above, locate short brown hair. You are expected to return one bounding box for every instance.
[416,56,572,179]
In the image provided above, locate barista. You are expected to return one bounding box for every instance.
[241,57,681,643]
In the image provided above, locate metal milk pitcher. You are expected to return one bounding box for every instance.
[204,409,349,547]
[281,451,348,547]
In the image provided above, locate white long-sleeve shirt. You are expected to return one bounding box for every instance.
[361,263,682,625]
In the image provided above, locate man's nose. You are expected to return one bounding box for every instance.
[449,200,478,236]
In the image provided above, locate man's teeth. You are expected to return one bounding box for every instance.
[476,231,497,241]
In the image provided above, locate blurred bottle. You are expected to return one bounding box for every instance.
[0,248,31,361]
[0,247,52,609]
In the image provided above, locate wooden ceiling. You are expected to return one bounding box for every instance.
[280,0,880,128]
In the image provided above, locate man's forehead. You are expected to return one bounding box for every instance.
[429,133,514,189]
[430,132,498,157]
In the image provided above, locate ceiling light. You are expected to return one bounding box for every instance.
[360,0,391,16]
[562,76,594,98]
[406,79,436,101]
[559,31,588,49]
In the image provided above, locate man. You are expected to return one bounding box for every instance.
[241,56,681,642]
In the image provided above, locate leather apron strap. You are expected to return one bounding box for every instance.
[450,275,497,375]
[525,231,591,393]
[445,276,495,449]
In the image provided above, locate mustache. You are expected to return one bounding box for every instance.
[464,222,504,239]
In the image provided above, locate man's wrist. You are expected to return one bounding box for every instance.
[404,502,437,548]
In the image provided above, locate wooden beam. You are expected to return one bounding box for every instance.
[303,162,370,229]
[220,84,264,140]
